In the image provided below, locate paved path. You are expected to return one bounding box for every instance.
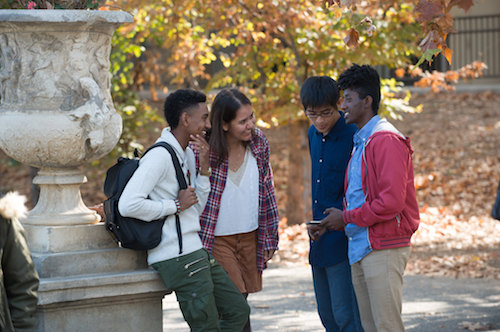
[162,263,500,331]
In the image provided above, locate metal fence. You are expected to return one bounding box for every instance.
[446,14,500,78]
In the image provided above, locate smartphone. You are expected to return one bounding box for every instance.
[306,220,322,225]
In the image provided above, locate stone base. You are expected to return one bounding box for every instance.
[23,222,169,332]
[36,271,168,332]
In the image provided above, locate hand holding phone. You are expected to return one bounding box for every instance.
[306,220,322,225]
[306,220,324,241]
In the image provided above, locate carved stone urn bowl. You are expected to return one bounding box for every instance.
[0,10,133,225]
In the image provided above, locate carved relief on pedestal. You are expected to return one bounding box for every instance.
[0,10,133,225]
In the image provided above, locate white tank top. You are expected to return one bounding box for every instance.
[215,147,259,236]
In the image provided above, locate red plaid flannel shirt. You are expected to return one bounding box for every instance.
[196,128,279,273]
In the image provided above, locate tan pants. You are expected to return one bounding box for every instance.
[351,246,411,332]
[212,230,262,294]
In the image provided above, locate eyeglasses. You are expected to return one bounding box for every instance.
[305,109,336,119]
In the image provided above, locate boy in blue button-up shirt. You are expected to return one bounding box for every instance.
[300,76,362,331]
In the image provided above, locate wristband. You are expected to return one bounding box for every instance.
[174,199,181,214]
[200,167,212,177]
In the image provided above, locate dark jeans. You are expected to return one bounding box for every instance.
[312,259,363,332]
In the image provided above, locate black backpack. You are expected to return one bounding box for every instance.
[103,142,187,251]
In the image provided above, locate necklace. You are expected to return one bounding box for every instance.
[228,144,246,172]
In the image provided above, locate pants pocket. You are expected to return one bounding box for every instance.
[179,296,209,322]
[178,292,219,331]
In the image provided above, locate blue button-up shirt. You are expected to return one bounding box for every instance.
[345,115,381,264]
[308,112,357,267]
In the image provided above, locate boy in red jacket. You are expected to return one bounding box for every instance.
[320,64,420,332]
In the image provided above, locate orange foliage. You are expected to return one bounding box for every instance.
[410,61,487,92]
[445,70,459,82]
[343,28,360,48]
[325,0,475,63]
[395,68,406,78]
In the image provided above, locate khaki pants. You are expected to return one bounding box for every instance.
[351,246,411,332]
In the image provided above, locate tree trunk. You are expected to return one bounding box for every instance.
[286,120,311,225]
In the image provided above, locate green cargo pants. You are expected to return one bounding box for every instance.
[152,248,250,332]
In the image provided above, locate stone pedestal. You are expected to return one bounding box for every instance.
[0,10,170,331]
[24,223,169,332]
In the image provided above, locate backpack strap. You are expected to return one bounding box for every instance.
[156,142,187,190]
[143,141,188,254]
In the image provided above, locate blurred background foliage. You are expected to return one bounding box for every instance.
[98,0,429,161]
[0,0,484,222]
[1,0,475,161]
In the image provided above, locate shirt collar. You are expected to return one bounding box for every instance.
[354,115,380,145]
[158,127,187,159]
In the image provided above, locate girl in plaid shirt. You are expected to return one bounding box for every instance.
[197,88,279,332]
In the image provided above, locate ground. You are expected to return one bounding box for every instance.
[1,91,499,279]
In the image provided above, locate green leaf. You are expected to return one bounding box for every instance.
[415,49,441,67]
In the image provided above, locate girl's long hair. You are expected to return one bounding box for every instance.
[209,88,251,166]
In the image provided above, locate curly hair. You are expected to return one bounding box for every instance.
[338,64,381,114]
[163,89,207,129]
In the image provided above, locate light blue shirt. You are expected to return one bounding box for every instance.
[345,115,381,264]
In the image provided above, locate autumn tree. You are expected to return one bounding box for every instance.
[323,0,485,91]
[117,0,421,119]
[110,0,482,223]
[110,0,421,223]
[324,0,474,62]
[0,0,485,218]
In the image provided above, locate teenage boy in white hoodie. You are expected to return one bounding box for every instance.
[118,89,249,332]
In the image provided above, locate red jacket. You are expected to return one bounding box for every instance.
[343,130,420,250]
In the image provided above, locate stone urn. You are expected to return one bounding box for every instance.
[0,10,133,225]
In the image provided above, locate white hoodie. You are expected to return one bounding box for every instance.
[118,128,210,265]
